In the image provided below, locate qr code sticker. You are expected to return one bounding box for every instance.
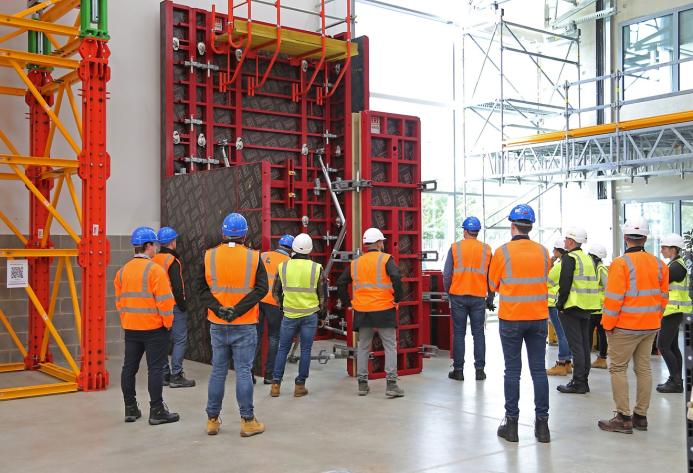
[10,266,23,279]
[7,259,28,288]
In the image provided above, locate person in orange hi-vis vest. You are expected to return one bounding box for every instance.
[197,213,268,438]
[598,217,669,434]
[115,227,179,426]
[488,204,551,444]
[443,216,493,382]
[153,226,195,389]
[254,234,293,385]
[337,227,405,398]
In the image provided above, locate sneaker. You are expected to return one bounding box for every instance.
[535,417,551,443]
[240,417,265,437]
[632,413,648,431]
[124,403,141,423]
[475,369,486,380]
[547,361,568,376]
[448,370,464,381]
[207,416,221,435]
[591,357,608,369]
[270,382,280,397]
[497,416,519,442]
[148,403,180,425]
[358,380,370,396]
[385,380,405,398]
[294,383,308,397]
[598,412,633,434]
[169,372,196,388]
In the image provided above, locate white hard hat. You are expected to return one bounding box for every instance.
[363,227,386,244]
[588,243,607,260]
[564,226,588,244]
[552,238,566,251]
[622,217,650,237]
[661,233,685,249]
[292,233,313,255]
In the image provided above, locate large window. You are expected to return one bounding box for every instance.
[680,9,693,90]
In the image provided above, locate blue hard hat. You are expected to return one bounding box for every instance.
[508,204,536,224]
[222,213,248,238]
[131,226,158,246]
[462,216,482,232]
[157,227,178,245]
[278,234,294,248]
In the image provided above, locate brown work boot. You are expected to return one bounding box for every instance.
[206,416,221,435]
[547,361,568,376]
[294,383,308,397]
[632,413,648,431]
[240,417,265,437]
[598,413,633,434]
[591,356,608,369]
[270,382,280,397]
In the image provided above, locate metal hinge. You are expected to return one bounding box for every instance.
[422,291,449,303]
[420,250,439,262]
[331,250,359,262]
[184,59,220,75]
[184,116,203,127]
[418,180,438,191]
[332,177,372,193]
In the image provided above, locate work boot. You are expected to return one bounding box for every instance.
[497,416,519,443]
[270,382,281,397]
[535,417,551,443]
[163,372,170,387]
[358,380,370,396]
[476,369,486,380]
[557,379,587,394]
[206,416,221,435]
[591,356,608,369]
[547,361,568,376]
[240,417,265,437]
[598,412,633,434]
[385,380,405,398]
[657,376,672,388]
[124,403,141,423]
[656,377,683,393]
[169,372,196,388]
[148,403,180,425]
[448,370,464,381]
[294,382,308,397]
[632,413,648,431]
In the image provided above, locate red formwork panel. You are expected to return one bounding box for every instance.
[423,270,452,353]
[346,111,424,378]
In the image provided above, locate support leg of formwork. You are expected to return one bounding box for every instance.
[76,37,110,391]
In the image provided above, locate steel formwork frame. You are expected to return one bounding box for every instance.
[0,0,109,400]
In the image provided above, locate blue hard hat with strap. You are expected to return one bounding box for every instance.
[131,226,158,246]
[462,216,482,232]
[222,213,248,238]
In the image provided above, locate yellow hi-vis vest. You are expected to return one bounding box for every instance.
[565,249,601,311]
[664,257,692,316]
[278,258,322,318]
[594,261,608,313]
[548,261,561,308]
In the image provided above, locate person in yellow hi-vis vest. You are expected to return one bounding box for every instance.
[270,233,326,398]
[547,239,573,376]
[588,243,609,369]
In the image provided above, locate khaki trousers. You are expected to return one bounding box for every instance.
[607,330,657,416]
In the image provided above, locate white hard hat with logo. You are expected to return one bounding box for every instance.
[363,228,386,244]
[622,218,650,237]
[564,226,588,244]
[661,233,685,249]
[292,233,313,255]
[588,243,607,260]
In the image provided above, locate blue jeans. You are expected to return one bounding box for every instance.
[549,307,572,362]
[163,305,188,376]
[450,295,486,370]
[272,313,318,384]
[206,323,257,420]
[499,319,549,418]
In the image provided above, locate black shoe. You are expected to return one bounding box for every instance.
[475,369,486,380]
[632,413,648,431]
[448,370,464,381]
[169,372,196,388]
[535,417,550,443]
[124,403,141,423]
[656,378,683,393]
[657,377,672,389]
[497,416,519,442]
[148,403,180,425]
[163,373,170,387]
[557,379,587,394]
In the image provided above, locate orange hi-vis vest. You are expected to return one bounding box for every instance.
[450,238,492,297]
[205,243,261,325]
[260,249,291,306]
[488,239,550,321]
[114,257,175,330]
[602,250,669,332]
[152,251,185,295]
[351,251,395,312]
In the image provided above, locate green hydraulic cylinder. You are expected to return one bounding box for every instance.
[80,0,109,39]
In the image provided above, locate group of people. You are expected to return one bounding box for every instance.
[114,213,405,437]
[443,203,689,442]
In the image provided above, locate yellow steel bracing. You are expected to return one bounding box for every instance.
[64,257,82,340]
[40,0,80,23]
[40,256,65,361]
[0,363,25,373]
[65,85,82,138]
[0,29,24,46]
[0,154,78,168]
[38,363,77,382]
[0,48,79,70]
[41,70,79,95]
[0,129,20,155]
[41,174,65,246]
[0,14,79,37]
[0,86,25,96]
[44,85,66,157]
[14,0,63,19]
[0,248,78,257]
[65,173,82,225]
[0,309,28,358]
[0,210,28,245]
[0,382,78,400]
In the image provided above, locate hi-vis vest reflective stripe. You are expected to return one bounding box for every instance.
[260,250,291,306]
[115,258,175,330]
[565,250,601,311]
[278,259,321,318]
[664,257,692,316]
[152,252,186,296]
[449,239,491,297]
[204,244,260,325]
[595,262,608,311]
[548,261,561,307]
[351,251,395,312]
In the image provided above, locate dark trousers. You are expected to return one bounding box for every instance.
[499,319,549,418]
[559,311,592,382]
[450,295,486,369]
[589,313,608,358]
[254,302,283,379]
[658,313,683,381]
[121,328,169,409]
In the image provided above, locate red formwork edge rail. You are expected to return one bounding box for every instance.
[422,270,452,353]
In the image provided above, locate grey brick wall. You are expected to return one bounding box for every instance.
[0,234,132,366]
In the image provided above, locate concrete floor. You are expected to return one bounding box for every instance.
[0,324,686,473]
